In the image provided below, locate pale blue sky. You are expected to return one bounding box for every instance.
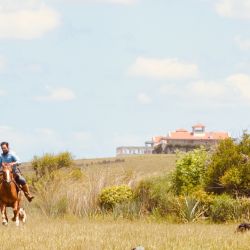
[1,0,250,161]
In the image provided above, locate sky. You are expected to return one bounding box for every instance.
[1,0,250,161]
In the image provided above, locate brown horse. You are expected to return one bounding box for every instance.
[0,163,24,226]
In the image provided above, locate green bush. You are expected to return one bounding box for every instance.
[204,134,250,196]
[134,175,172,213]
[175,196,208,223]
[171,147,208,195]
[99,185,133,210]
[209,194,238,222]
[135,175,213,222]
[237,197,250,221]
[32,152,73,179]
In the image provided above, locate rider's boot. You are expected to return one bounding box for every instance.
[21,184,34,202]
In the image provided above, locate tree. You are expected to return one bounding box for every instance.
[204,134,250,196]
[171,147,208,195]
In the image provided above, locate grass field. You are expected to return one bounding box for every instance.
[10,155,250,249]
[23,154,176,179]
[1,215,249,250]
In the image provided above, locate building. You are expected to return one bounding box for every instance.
[115,124,230,156]
[116,146,153,156]
[151,123,230,154]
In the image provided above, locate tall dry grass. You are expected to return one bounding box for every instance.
[33,166,139,217]
[29,154,176,218]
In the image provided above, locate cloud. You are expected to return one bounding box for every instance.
[58,0,137,5]
[159,73,250,104]
[0,1,60,39]
[35,128,55,136]
[35,87,76,102]
[73,131,92,141]
[159,84,178,95]
[0,125,12,133]
[188,80,226,98]
[113,133,145,147]
[100,0,136,4]
[137,92,152,104]
[129,57,199,80]
[159,81,227,101]
[215,0,250,19]
[0,90,6,96]
[0,125,95,160]
[227,74,250,100]
[26,64,44,73]
[0,56,6,72]
[235,36,250,51]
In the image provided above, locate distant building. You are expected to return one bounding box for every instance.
[151,123,230,154]
[116,124,230,156]
[116,146,153,156]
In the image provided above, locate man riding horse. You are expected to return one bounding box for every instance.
[0,142,34,202]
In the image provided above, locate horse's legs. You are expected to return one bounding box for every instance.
[4,209,7,222]
[12,201,20,226]
[19,208,26,223]
[1,204,7,226]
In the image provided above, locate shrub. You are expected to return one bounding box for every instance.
[237,197,250,221]
[171,147,208,195]
[209,194,238,222]
[208,195,250,222]
[204,139,240,194]
[99,185,133,210]
[32,152,73,179]
[135,175,212,222]
[176,196,208,223]
[204,134,250,196]
[134,175,172,213]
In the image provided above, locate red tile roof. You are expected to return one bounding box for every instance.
[192,123,205,128]
[167,131,229,140]
[152,124,229,142]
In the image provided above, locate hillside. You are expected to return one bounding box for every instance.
[22,154,176,181]
[75,154,176,177]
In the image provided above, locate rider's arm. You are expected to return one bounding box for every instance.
[10,152,21,167]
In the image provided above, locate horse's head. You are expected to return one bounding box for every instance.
[1,163,14,184]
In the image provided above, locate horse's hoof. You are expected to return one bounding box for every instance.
[2,221,8,226]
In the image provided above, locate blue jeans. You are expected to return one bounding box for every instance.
[14,167,26,186]
[15,174,26,186]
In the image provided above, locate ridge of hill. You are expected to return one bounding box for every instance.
[21,154,176,179]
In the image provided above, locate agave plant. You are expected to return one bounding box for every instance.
[177,196,208,223]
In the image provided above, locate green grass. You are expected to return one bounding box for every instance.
[1,215,249,250]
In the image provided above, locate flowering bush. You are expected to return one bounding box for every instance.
[99,185,133,210]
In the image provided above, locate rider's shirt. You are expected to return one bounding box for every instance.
[0,151,21,173]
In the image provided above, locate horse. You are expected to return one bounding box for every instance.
[0,163,25,226]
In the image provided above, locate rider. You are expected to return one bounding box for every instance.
[0,142,34,202]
